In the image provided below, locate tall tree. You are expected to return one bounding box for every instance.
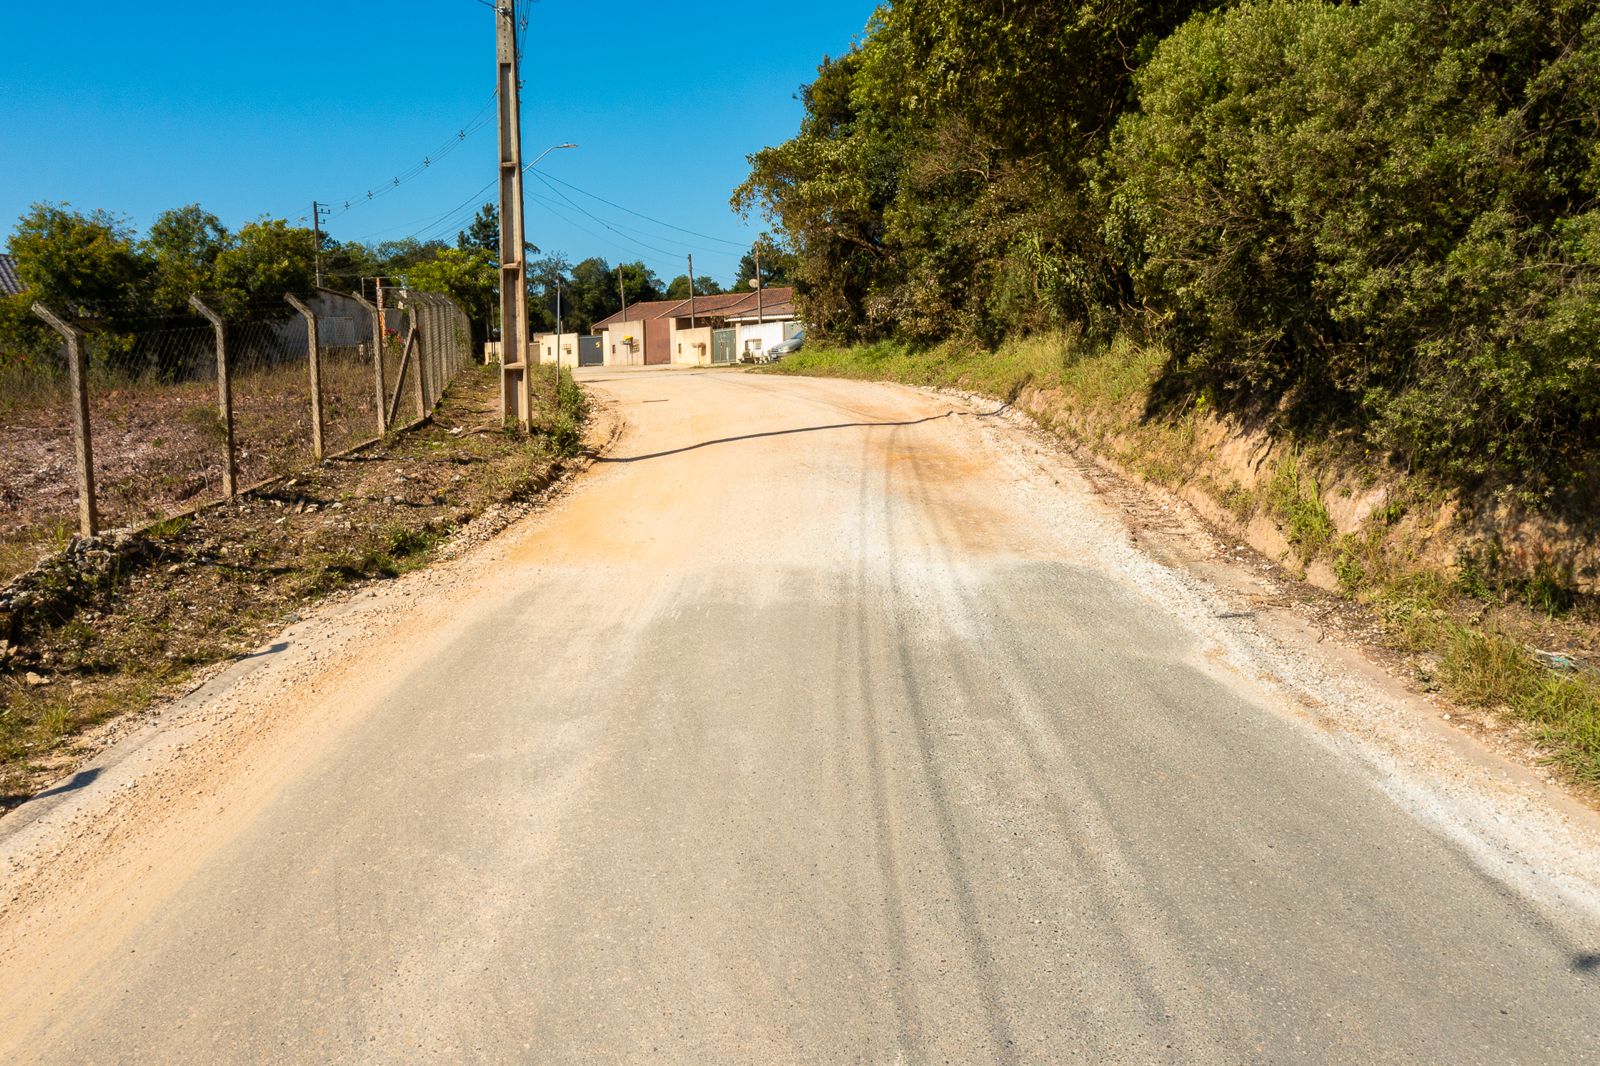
[666,274,726,300]
[735,235,796,290]
[211,219,316,316]
[617,261,663,309]
[457,204,499,255]
[370,237,450,273]
[529,253,573,332]
[407,247,498,348]
[143,204,231,313]
[7,202,151,320]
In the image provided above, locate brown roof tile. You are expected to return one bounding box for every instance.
[593,287,794,330]
[0,254,22,298]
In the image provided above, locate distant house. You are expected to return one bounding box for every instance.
[590,285,798,368]
[0,253,23,298]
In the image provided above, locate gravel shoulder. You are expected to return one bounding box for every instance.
[947,386,1600,922]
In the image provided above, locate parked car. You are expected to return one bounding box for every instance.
[767,330,805,359]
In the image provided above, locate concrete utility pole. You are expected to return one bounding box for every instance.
[617,264,628,322]
[755,247,764,325]
[552,277,562,406]
[687,253,696,329]
[311,201,328,288]
[496,0,533,425]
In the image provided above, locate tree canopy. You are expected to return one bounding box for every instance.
[736,0,1600,495]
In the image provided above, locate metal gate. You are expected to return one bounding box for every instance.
[578,335,603,366]
[644,321,670,365]
[711,328,737,366]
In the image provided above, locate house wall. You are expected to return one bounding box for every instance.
[309,291,369,347]
[481,340,537,365]
[602,319,648,366]
[534,331,578,367]
[736,321,790,360]
[672,325,713,367]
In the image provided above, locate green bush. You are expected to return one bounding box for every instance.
[1106,0,1600,493]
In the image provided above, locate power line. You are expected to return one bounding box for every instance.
[533,171,749,249]
[327,90,499,217]
[525,192,668,264]
[526,176,684,258]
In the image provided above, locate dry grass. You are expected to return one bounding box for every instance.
[0,362,586,808]
[0,354,401,586]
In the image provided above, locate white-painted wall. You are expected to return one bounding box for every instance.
[602,320,648,366]
[736,321,789,361]
[533,332,578,367]
[672,325,713,367]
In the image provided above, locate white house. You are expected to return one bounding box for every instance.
[591,286,799,368]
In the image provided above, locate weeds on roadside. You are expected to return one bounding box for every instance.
[771,333,1600,790]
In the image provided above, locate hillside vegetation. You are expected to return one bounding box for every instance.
[741,0,1600,789]
[735,0,1600,511]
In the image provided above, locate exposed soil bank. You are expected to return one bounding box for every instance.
[768,334,1600,796]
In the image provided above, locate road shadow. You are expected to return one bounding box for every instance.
[2,766,103,812]
[599,408,1004,464]
[239,642,290,661]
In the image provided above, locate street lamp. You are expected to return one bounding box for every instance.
[523,143,577,406]
[525,142,578,173]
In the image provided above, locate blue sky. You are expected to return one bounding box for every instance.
[0,1,879,287]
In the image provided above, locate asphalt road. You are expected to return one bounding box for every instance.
[3,369,1599,1063]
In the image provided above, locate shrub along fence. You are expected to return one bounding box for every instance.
[1,288,473,583]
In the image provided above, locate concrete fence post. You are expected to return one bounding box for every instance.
[385,323,420,428]
[30,303,98,537]
[411,303,427,419]
[188,296,237,499]
[284,294,324,461]
[429,298,444,403]
[349,291,387,435]
[436,301,446,385]
[414,297,431,414]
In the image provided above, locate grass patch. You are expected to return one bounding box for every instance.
[1440,625,1600,783]
[1265,450,1335,564]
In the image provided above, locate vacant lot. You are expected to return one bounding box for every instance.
[0,361,584,806]
[0,349,395,584]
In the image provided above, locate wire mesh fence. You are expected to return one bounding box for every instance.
[0,337,78,578]
[317,305,381,456]
[0,289,478,583]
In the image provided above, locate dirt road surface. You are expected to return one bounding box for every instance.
[2,368,1599,1063]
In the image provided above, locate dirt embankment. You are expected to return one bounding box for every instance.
[0,363,589,808]
[768,337,1600,800]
